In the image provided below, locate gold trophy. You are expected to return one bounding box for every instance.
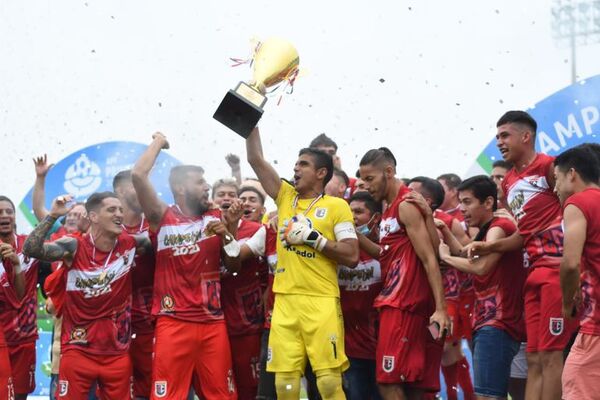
[213,37,300,138]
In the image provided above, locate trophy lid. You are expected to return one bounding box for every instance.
[252,37,299,91]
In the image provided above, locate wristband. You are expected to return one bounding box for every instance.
[223,239,241,257]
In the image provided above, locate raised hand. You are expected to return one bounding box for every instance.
[50,194,75,218]
[33,154,54,178]
[152,132,170,150]
[225,154,241,169]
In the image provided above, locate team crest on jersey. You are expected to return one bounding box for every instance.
[382,355,395,373]
[58,380,69,396]
[160,295,175,313]
[314,208,327,219]
[69,327,88,344]
[550,317,564,336]
[154,381,167,398]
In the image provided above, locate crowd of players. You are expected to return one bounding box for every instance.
[0,109,599,400]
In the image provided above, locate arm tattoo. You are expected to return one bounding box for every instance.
[23,215,76,261]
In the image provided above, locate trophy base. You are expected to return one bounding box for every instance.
[213,82,267,138]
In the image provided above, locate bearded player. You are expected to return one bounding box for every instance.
[132,133,242,400]
[246,127,359,400]
[359,148,450,400]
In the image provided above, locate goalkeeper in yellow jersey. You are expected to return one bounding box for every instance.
[245,127,359,399]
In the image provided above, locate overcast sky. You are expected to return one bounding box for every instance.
[1,0,599,203]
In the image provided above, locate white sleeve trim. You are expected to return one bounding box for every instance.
[334,221,357,241]
[244,225,266,257]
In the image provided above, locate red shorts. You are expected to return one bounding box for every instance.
[130,331,154,398]
[8,341,35,395]
[376,307,443,391]
[446,300,471,343]
[152,316,236,400]
[524,267,578,353]
[229,333,261,400]
[58,350,132,400]
[0,345,14,400]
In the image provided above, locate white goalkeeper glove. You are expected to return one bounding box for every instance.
[279,214,327,251]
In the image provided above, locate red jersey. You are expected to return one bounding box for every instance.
[152,205,224,322]
[123,218,155,335]
[435,210,462,302]
[564,188,600,336]
[221,220,264,337]
[62,232,136,355]
[472,217,526,340]
[0,234,39,345]
[0,255,20,348]
[263,226,278,329]
[338,250,382,360]
[503,153,563,269]
[375,186,434,317]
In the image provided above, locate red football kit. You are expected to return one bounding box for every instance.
[564,188,600,335]
[221,220,264,400]
[151,205,236,400]
[503,153,577,352]
[0,257,19,400]
[0,234,38,395]
[375,186,442,390]
[338,250,382,360]
[123,218,155,399]
[473,218,526,340]
[58,231,136,400]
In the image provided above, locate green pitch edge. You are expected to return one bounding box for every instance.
[477,152,493,174]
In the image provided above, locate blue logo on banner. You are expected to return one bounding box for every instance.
[474,74,600,172]
[19,141,182,227]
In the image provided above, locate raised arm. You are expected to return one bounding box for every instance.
[439,226,506,276]
[23,195,78,263]
[32,154,54,221]
[226,154,243,185]
[400,201,450,337]
[245,127,281,200]
[131,133,169,231]
[0,242,26,300]
[560,204,586,319]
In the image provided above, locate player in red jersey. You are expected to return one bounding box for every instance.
[554,145,600,399]
[468,111,578,400]
[408,177,475,400]
[22,192,151,400]
[490,160,512,211]
[0,196,27,400]
[113,170,155,400]
[0,196,40,400]
[338,191,383,400]
[237,186,278,400]
[358,148,450,400]
[439,176,526,399]
[211,179,265,400]
[132,132,242,400]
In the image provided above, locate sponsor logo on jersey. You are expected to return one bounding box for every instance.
[549,317,564,336]
[58,380,69,396]
[154,381,167,398]
[160,295,175,313]
[285,245,316,259]
[382,355,395,373]
[69,327,88,344]
[64,153,102,197]
[314,208,327,219]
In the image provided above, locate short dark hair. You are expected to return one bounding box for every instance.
[496,110,538,138]
[437,173,462,190]
[349,191,382,215]
[169,165,205,193]
[0,196,15,212]
[309,133,338,151]
[409,176,445,211]
[332,168,350,187]
[359,147,397,168]
[457,175,498,211]
[238,186,265,206]
[298,148,334,186]
[112,170,132,190]
[85,192,119,214]
[554,144,600,184]
[492,160,513,170]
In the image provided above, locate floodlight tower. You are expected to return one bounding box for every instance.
[552,0,600,83]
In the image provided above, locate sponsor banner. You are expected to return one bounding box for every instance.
[17,141,182,232]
